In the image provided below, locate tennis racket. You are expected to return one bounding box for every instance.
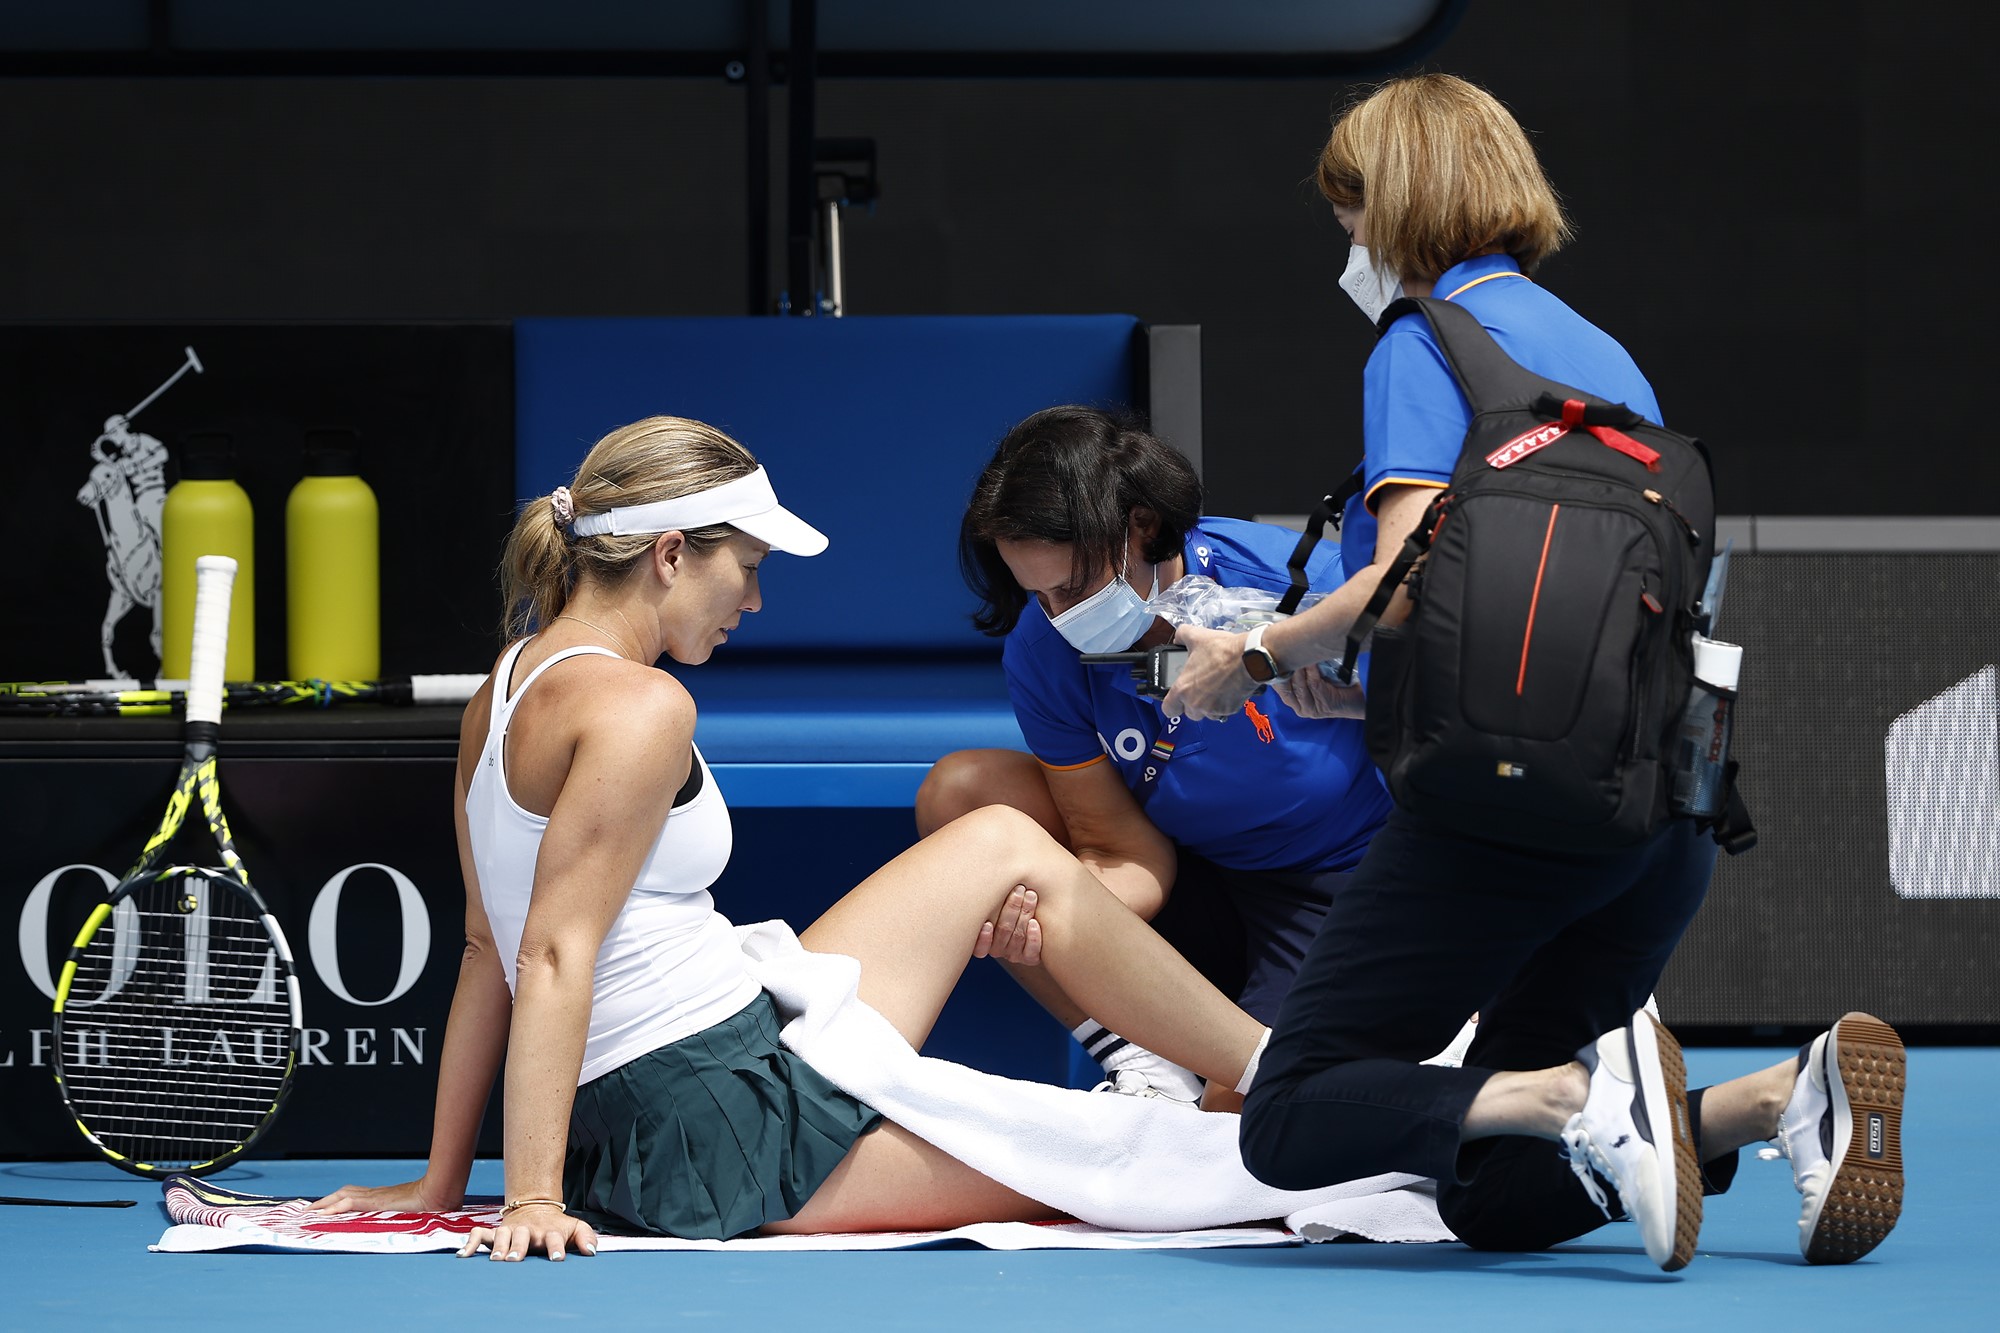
[0,673,486,718]
[51,555,305,1177]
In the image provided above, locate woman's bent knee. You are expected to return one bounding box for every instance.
[942,804,1058,882]
[1237,1076,1312,1189]
[915,749,1050,837]
[1436,1185,1568,1253]
[1434,1141,1603,1253]
[915,749,986,834]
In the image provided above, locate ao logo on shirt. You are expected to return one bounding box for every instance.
[1102,728,1148,762]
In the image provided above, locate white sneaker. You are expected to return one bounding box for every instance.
[1759,1012,1906,1264]
[1074,1023,1205,1103]
[1090,1068,1200,1105]
[1560,1010,1702,1271]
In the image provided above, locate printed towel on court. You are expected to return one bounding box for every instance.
[151,1179,1302,1253]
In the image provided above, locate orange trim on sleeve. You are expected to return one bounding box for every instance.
[1362,475,1448,514]
[1038,754,1109,773]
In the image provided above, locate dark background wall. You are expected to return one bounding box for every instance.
[2,1,1990,521]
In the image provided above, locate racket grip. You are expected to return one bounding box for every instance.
[410,673,487,706]
[187,556,239,727]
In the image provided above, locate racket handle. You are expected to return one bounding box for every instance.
[410,673,487,705]
[187,556,239,727]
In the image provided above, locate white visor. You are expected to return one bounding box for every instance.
[566,466,827,556]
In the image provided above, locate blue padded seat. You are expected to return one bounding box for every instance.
[680,659,1026,807]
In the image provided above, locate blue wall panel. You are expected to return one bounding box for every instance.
[515,315,1139,653]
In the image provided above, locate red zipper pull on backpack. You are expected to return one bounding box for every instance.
[1587,423,1661,471]
[1560,396,1661,471]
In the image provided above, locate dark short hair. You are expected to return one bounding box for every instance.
[959,406,1202,636]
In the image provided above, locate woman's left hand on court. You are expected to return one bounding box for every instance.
[973,884,1042,966]
[1160,625,1256,721]
[456,1204,599,1262]
[306,1176,461,1214]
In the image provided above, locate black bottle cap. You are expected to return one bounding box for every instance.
[178,432,236,481]
[303,428,361,476]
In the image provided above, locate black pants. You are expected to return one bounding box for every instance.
[1148,848,1351,1025]
[1238,805,1728,1252]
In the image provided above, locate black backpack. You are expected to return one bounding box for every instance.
[1306,296,1752,855]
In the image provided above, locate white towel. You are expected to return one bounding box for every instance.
[735,920,1454,1242]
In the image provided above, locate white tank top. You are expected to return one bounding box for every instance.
[465,639,760,1085]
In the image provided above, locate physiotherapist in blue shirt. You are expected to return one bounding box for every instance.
[917,405,1395,1110]
[1164,73,1905,1272]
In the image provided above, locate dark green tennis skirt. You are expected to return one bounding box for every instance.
[563,991,883,1240]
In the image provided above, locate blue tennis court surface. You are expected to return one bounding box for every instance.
[8,1048,1995,1331]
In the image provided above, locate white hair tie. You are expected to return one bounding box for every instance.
[549,486,576,527]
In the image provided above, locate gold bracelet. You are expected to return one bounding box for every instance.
[500,1198,567,1216]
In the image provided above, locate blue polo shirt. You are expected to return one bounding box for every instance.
[1002,517,1391,873]
[1339,254,1664,574]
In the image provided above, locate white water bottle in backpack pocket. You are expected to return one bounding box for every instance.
[1670,635,1742,818]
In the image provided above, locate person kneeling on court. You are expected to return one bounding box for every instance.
[921,406,1397,1109]
[1166,73,1905,1271]
[308,416,1307,1259]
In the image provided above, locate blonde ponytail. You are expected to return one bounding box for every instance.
[499,495,576,640]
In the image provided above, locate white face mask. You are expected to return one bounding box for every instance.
[1049,550,1161,655]
[1339,243,1404,326]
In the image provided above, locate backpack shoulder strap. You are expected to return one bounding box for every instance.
[1376,295,1598,416]
[1276,470,1363,616]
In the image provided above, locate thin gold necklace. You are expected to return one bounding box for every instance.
[550,614,635,659]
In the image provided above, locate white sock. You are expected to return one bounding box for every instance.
[1071,1020,1205,1101]
[1233,1027,1273,1095]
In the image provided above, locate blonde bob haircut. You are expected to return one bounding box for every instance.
[1318,73,1572,284]
[500,415,759,638]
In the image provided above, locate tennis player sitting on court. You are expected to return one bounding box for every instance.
[311,415,1279,1261]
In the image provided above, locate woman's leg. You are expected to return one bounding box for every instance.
[799,805,1265,1090]
[921,752,1219,1105]
[1421,822,1715,1253]
[915,748,1069,842]
[762,1121,1064,1234]
[913,750,1090,1028]
[1689,1058,1795,1154]
[1239,813,1534,1191]
[1239,809,1705,1195]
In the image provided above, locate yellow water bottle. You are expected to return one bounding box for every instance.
[286,428,379,681]
[161,432,255,680]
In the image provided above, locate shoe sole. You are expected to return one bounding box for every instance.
[1631,1012,1703,1271]
[1655,1015,1704,1270]
[1805,1012,1905,1265]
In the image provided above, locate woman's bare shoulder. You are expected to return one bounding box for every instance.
[555,659,699,798]
[575,656,697,731]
